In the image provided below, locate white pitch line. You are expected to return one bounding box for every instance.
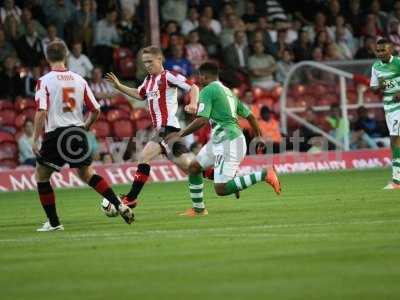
[0,219,400,244]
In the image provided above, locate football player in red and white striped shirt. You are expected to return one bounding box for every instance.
[33,41,133,231]
[105,45,199,208]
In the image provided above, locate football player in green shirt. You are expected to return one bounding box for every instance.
[167,62,281,216]
[370,38,400,189]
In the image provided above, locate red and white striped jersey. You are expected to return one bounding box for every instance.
[138,70,193,129]
[35,69,100,133]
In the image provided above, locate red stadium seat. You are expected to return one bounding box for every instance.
[91,121,111,139]
[0,142,18,160]
[0,100,14,110]
[0,109,16,126]
[22,108,36,120]
[113,47,135,79]
[133,108,152,129]
[112,119,135,139]
[0,159,18,169]
[106,109,130,122]
[14,98,36,111]
[0,132,15,143]
[111,95,130,106]
[119,104,133,113]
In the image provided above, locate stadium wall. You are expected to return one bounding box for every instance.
[0,149,391,192]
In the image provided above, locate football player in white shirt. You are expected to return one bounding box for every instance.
[105,45,199,209]
[33,41,133,231]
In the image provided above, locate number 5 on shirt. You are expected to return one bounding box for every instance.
[62,87,76,112]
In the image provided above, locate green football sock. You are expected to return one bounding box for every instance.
[224,170,267,195]
[392,146,400,184]
[189,174,205,212]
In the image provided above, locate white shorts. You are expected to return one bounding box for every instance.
[196,135,247,183]
[385,110,400,136]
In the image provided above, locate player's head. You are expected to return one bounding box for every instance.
[142,46,164,75]
[198,62,219,85]
[46,41,67,65]
[375,38,392,62]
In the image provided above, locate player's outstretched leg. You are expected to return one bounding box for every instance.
[179,160,208,216]
[35,164,64,232]
[122,163,150,207]
[217,167,281,196]
[78,166,134,224]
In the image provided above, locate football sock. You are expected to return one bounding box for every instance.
[127,163,150,200]
[224,170,267,195]
[392,146,400,184]
[189,174,205,212]
[37,182,60,227]
[88,175,121,209]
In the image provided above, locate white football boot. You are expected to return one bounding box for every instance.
[37,221,64,232]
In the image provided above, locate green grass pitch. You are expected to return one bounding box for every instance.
[0,168,400,300]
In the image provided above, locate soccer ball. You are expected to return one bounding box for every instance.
[101,198,119,217]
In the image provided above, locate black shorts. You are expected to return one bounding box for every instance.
[37,126,92,171]
[151,126,189,157]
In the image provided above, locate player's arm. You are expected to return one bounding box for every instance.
[105,72,144,100]
[369,67,385,93]
[185,84,200,114]
[32,110,46,155]
[83,82,102,130]
[166,71,199,114]
[246,113,262,137]
[178,116,209,137]
[84,109,100,130]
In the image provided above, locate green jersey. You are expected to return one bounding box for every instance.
[197,81,251,143]
[370,55,400,113]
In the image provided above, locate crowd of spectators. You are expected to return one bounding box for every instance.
[0,0,397,168]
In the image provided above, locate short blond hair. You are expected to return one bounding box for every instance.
[142,45,164,61]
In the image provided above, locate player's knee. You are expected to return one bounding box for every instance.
[188,160,202,175]
[78,168,93,183]
[214,183,227,196]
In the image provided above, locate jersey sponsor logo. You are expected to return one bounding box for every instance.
[147,90,160,99]
[198,103,205,113]
[57,74,74,81]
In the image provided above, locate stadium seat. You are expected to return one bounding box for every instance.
[14,98,36,111]
[0,132,15,144]
[119,104,133,113]
[112,119,135,139]
[0,109,16,126]
[106,109,131,122]
[22,108,36,120]
[91,121,111,139]
[113,47,136,79]
[0,159,18,169]
[133,108,152,130]
[111,95,130,106]
[0,100,14,110]
[0,143,18,160]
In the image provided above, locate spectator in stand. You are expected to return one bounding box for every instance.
[297,107,322,152]
[326,103,350,148]
[345,0,363,38]
[41,0,76,40]
[0,0,21,24]
[361,14,383,39]
[119,0,140,18]
[328,15,356,55]
[313,31,331,52]
[3,14,22,42]
[276,47,294,84]
[292,29,312,62]
[352,106,379,149]
[93,9,120,72]
[41,24,64,55]
[0,28,16,65]
[219,2,235,27]
[197,14,219,57]
[241,0,258,32]
[0,56,24,99]
[324,0,341,26]
[304,12,328,42]
[18,119,36,166]
[15,19,44,67]
[388,20,400,54]
[68,41,93,79]
[248,40,277,90]
[24,65,41,97]
[118,9,142,52]
[185,29,208,70]
[72,0,97,53]
[201,5,221,36]
[387,1,400,33]
[219,13,239,49]
[274,29,290,60]
[256,16,277,58]
[19,7,46,39]
[89,66,117,111]
[335,27,353,60]
[165,45,192,76]
[223,30,249,74]
[258,106,282,153]
[181,6,199,36]
[324,42,344,60]
[161,0,187,23]
[161,21,180,51]
[369,0,387,36]
[355,35,376,59]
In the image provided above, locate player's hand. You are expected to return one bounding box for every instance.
[105,72,121,89]
[184,103,197,114]
[32,140,40,156]
[164,131,181,144]
[378,77,386,90]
